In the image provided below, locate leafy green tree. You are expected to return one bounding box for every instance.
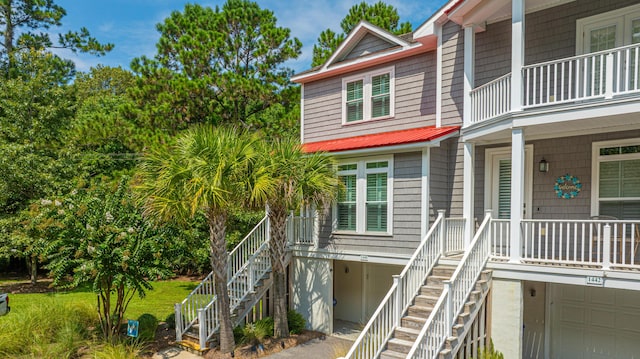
[311,1,412,66]
[130,0,301,133]
[43,178,173,342]
[0,0,113,77]
[253,139,337,337]
[135,125,267,353]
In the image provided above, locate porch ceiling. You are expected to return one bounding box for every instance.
[449,0,575,28]
[462,99,640,144]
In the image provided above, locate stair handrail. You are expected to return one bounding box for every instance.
[175,214,269,342]
[344,210,446,359]
[407,211,493,359]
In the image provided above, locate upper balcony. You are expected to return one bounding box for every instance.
[469,43,640,126]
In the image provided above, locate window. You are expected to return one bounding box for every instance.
[593,139,640,219]
[342,66,395,124]
[335,158,393,234]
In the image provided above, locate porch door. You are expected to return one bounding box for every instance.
[290,257,333,334]
[485,147,533,219]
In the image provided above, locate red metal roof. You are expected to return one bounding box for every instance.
[303,125,460,153]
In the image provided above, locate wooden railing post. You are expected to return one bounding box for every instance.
[444,281,453,336]
[438,210,446,255]
[175,303,183,341]
[393,275,402,327]
[603,224,611,270]
[198,309,206,350]
[605,52,614,98]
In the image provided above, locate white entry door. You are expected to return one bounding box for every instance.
[549,284,640,358]
[485,146,533,219]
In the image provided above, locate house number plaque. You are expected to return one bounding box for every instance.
[554,174,582,199]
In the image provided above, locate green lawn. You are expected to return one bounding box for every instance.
[3,279,199,321]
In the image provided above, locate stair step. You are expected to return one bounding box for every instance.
[380,349,407,359]
[445,336,459,350]
[394,326,421,342]
[427,275,450,286]
[408,304,433,317]
[432,266,456,277]
[420,284,444,297]
[387,338,414,354]
[414,294,439,307]
[401,315,427,330]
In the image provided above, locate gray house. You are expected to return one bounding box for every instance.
[293,0,640,358]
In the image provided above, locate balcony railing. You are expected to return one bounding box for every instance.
[469,43,640,124]
[488,217,640,270]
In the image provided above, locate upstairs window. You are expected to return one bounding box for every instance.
[593,140,640,219]
[342,66,395,124]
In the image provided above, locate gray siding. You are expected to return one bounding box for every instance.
[474,0,639,86]
[429,138,465,218]
[440,21,464,126]
[317,151,423,256]
[474,130,640,221]
[341,33,397,62]
[303,53,436,143]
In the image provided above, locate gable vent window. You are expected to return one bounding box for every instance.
[342,66,395,124]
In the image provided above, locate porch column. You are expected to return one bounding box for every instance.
[510,128,524,262]
[463,141,475,248]
[463,26,475,127]
[511,0,525,111]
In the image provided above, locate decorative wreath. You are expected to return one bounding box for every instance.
[554,174,582,199]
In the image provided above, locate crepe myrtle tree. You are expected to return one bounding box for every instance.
[43,178,173,342]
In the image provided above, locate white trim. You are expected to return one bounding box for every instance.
[590,137,640,216]
[463,141,475,247]
[484,145,534,220]
[436,24,443,128]
[341,66,395,125]
[576,3,640,55]
[300,84,305,144]
[421,148,430,237]
[323,21,411,71]
[511,0,525,112]
[334,155,394,235]
[463,26,475,127]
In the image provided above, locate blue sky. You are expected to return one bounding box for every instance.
[53,0,447,74]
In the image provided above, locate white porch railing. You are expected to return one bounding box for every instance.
[288,211,316,247]
[521,219,640,269]
[469,43,640,124]
[469,73,511,124]
[523,43,640,107]
[407,211,492,359]
[344,211,446,359]
[490,219,510,260]
[443,218,466,253]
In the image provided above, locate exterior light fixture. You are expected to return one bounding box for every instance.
[539,158,549,173]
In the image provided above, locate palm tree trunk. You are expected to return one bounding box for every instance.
[269,205,290,337]
[208,211,235,353]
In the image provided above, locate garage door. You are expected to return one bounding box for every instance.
[550,284,640,358]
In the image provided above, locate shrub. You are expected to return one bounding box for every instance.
[137,313,159,342]
[475,341,504,359]
[89,340,145,359]
[0,298,98,357]
[165,312,176,329]
[239,317,273,345]
[287,310,305,334]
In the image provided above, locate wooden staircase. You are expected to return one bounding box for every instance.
[380,266,492,359]
[178,270,273,352]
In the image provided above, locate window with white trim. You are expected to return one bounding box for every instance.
[593,139,640,219]
[342,67,395,124]
[335,158,393,234]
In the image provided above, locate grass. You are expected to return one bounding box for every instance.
[3,279,198,321]
[0,279,198,358]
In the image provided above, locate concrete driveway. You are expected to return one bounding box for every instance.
[263,336,353,359]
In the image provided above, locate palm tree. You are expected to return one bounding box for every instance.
[135,125,261,353]
[254,138,337,337]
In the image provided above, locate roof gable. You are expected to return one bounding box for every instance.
[323,21,413,70]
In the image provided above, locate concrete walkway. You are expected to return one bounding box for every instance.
[153,346,202,359]
[263,336,353,359]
